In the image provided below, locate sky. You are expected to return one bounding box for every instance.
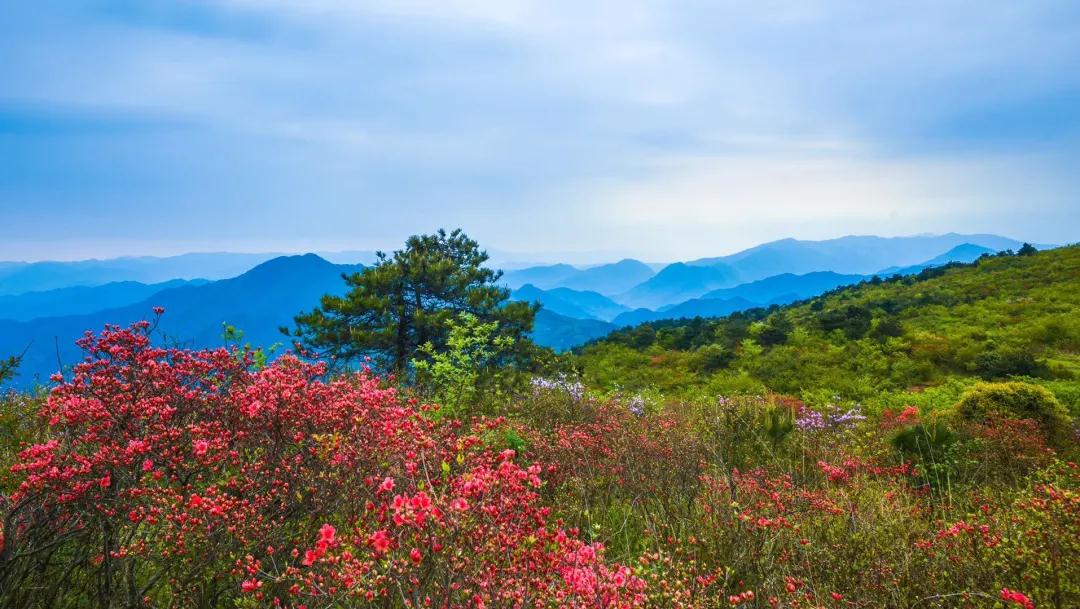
[1,0,1079,263]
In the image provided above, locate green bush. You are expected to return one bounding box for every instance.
[691,343,733,373]
[955,381,1073,444]
[0,391,47,494]
[971,347,1048,380]
[889,407,963,491]
[819,304,873,339]
[870,317,904,340]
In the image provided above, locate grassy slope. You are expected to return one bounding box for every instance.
[577,245,1080,412]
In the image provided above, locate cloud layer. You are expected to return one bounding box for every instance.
[2,1,1078,261]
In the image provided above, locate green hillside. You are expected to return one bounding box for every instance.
[577,244,1080,413]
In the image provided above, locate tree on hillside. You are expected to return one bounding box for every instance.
[0,354,17,382]
[0,353,23,385]
[288,229,539,374]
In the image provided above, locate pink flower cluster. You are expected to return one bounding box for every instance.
[3,320,645,608]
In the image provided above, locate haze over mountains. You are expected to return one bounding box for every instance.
[0,279,208,321]
[878,243,997,276]
[510,284,629,322]
[0,255,362,387]
[0,233,1054,388]
[502,259,655,294]
[0,251,378,295]
[0,253,283,295]
[685,233,1031,282]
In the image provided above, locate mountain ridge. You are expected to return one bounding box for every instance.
[0,255,363,388]
[0,278,209,321]
[687,233,1032,282]
[616,262,740,309]
[510,284,629,322]
[578,244,1080,400]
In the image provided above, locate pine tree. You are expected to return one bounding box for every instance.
[288,229,538,373]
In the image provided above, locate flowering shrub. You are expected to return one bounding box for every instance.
[918,461,1079,603]
[521,396,707,560]
[254,445,646,609]
[1,320,1077,608]
[0,322,642,608]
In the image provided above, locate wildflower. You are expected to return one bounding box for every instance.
[379,476,395,494]
[796,405,866,431]
[318,523,336,542]
[1000,588,1034,609]
[531,375,585,401]
[369,530,391,554]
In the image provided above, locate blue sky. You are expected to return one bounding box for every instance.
[1,1,1078,262]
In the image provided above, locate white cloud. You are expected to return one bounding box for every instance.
[539,144,1080,259]
[1,1,1078,260]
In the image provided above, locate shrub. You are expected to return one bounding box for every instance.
[890,418,960,486]
[755,316,792,347]
[870,317,904,340]
[0,322,642,608]
[971,347,1048,380]
[4,317,1079,609]
[0,391,45,495]
[818,304,873,339]
[955,381,1073,445]
[690,344,732,373]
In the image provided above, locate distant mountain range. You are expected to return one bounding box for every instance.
[510,284,628,322]
[0,255,362,388]
[531,310,616,351]
[502,259,655,294]
[501,264,579,289]
[0,234,1056,387]
[555,259,656,294]
[499,234,1035,309]
[616,262,740,309]
[0,251,378,296]
[0,255,619,388]
[876,243,996,276]
[612,297,760,327]
[0,253,284,295]
[700,271,867,304]
[0,279,208,321]
[687,233,1031,282]
[520,241,1033,329]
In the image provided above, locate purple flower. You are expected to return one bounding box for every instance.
[530,375,585,401]
[795,409,827,431]
[796,405,865,432]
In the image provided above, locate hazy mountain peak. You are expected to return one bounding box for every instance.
[242,253,336,276]
[617,261,739,309]
[687,233,1028,282]
[922,243,995,266]
[510,284,628,322]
